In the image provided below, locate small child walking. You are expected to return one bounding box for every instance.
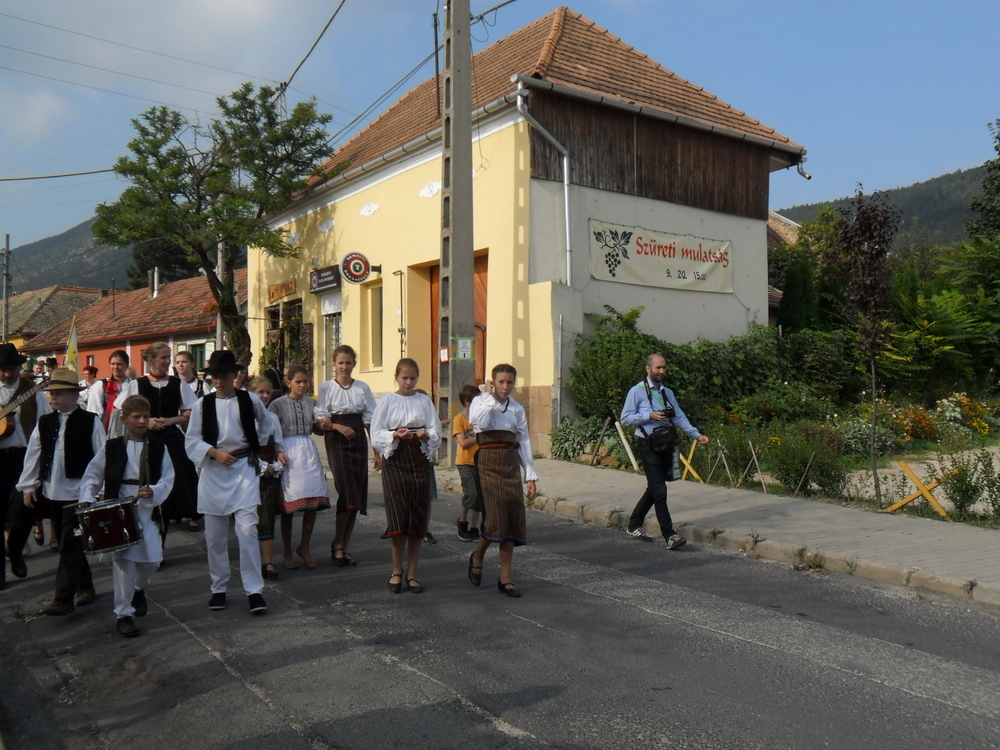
[248,377,286,580]
[454,385,483,542]
[268,365,330,570]
[79,395,175,638]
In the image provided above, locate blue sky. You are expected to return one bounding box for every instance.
[1,0,998,253]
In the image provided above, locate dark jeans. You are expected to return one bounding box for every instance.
[1,447,28,576]
[628,439,676,539]
[47,497,94,602]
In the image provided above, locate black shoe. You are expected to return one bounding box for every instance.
[9,555,27,579]
[248,593,267,615]
[468,552,482,587]
[116,616,141,638]
[131,589,148,617]
[497,579,521,598]
[0,576,5,591]
[468,527,481,541]
[388,572,403,594]
[457,520,472,541]
[208,592,226,610]
[422,531,437,545]
[406,578,423,594]
[262,563,280,579]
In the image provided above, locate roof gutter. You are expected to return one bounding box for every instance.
[513,78,572,286]
[303,91,523,199]
[510,74,807,163]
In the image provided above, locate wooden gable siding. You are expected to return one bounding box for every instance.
[528,93,771,220]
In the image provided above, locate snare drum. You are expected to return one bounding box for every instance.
[77,496,144,554]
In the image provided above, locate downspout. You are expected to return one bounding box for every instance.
[514,78,572,286]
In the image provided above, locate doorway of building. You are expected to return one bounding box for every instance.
[429,253,488,400]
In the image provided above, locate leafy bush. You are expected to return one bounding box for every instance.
[834,417,896,457]
[550,416,607,461]
[936,449,1000,520]
[730,381,831,426]
[567,307,661,418]
[763,421,848,496]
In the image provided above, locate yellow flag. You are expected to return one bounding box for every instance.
[64,316,79,371]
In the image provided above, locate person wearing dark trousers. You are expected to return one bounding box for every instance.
[16,368,106,613]
[620,353,709,549]
[1,343,53,588]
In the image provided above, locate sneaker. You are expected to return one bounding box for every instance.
[468,527,481,541]
[626,527,652,541]
[422,531,438,545]
[116,616,140,638]
[248,593,267,615]
[665,534,687,550]
[131,589,147,617]
[457,520,472,542]
[208,592,226,610]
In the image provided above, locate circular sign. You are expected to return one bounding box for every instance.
[341,252,371,283]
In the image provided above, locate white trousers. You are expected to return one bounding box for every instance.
[204,508,263,596]
[112,559,158,617]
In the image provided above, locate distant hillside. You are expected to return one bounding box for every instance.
[778,166,985,248]
[9,218,131,293]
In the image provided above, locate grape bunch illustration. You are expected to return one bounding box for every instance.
[593,228,633,277]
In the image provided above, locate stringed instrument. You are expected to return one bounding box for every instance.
[0,379,46,438]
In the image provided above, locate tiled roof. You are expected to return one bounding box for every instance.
[6,285,104,338]
[768,285,783,309]
[22,270,247,352]
[767,211,801,252]
[314,6,800,185]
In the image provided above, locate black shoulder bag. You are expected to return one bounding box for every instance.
[638,382,679,453]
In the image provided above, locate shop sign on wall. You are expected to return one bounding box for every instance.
[268,277,298,303]
[589,219,734,294]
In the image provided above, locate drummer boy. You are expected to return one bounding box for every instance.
[16,368,106,616]
[79,395,174,638]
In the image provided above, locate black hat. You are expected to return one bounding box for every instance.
[0,343,27,368]
[45,357,58,368]
[201,350,243,375]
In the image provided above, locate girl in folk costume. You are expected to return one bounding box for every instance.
[370,358,441,594]
[116,343,199,539]
[78,395,175,638]
[268,365,329,570]
[467,364,538,598]
[185,350,271,616]
[86,350,132,434]
[315,345,376,567]
[248,377,286,580]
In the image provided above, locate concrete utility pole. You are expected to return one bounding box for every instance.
[436,0,476,465]
[2,234,10,343]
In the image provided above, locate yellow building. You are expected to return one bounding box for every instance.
[249,8,805,455]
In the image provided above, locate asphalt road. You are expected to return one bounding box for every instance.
[3,479,1000,750]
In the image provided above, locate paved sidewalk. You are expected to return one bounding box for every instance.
[438,458,1000,609]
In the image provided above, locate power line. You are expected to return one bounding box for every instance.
[0,11,277,82]
[0,168,115,183]
[0,64,209,115]
[0,43,226,98]
[280,0,348,95]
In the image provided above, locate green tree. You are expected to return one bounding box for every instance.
[968,118,1000,240]
[777,258,818,333]
[93,82,333,365]
[823,188,901,508]
[126,238,202,289]
[888,258,921,313]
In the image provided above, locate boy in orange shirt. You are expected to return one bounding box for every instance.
[453,385,482,542]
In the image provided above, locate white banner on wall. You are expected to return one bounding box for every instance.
[589,219,734,294]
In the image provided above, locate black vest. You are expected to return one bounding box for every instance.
[38,408,98,481]
[103,437,165,500]
[137,376,183,420]
[201,390,259,455]
[14,373,39,439]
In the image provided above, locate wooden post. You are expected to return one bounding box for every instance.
[590,417,612,466]
[614,420,640,472]
[793,452,816,497]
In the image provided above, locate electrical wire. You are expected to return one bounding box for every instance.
[0,140,126,175]
[0,64,209,115]
[0,43,225,97]
[0,11,277,82]
[280,0,348,94]
[0,168,115,183]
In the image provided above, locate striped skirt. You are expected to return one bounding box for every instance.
[324,413,369,515]
[476,430,526,546]
[380,439,431,539]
